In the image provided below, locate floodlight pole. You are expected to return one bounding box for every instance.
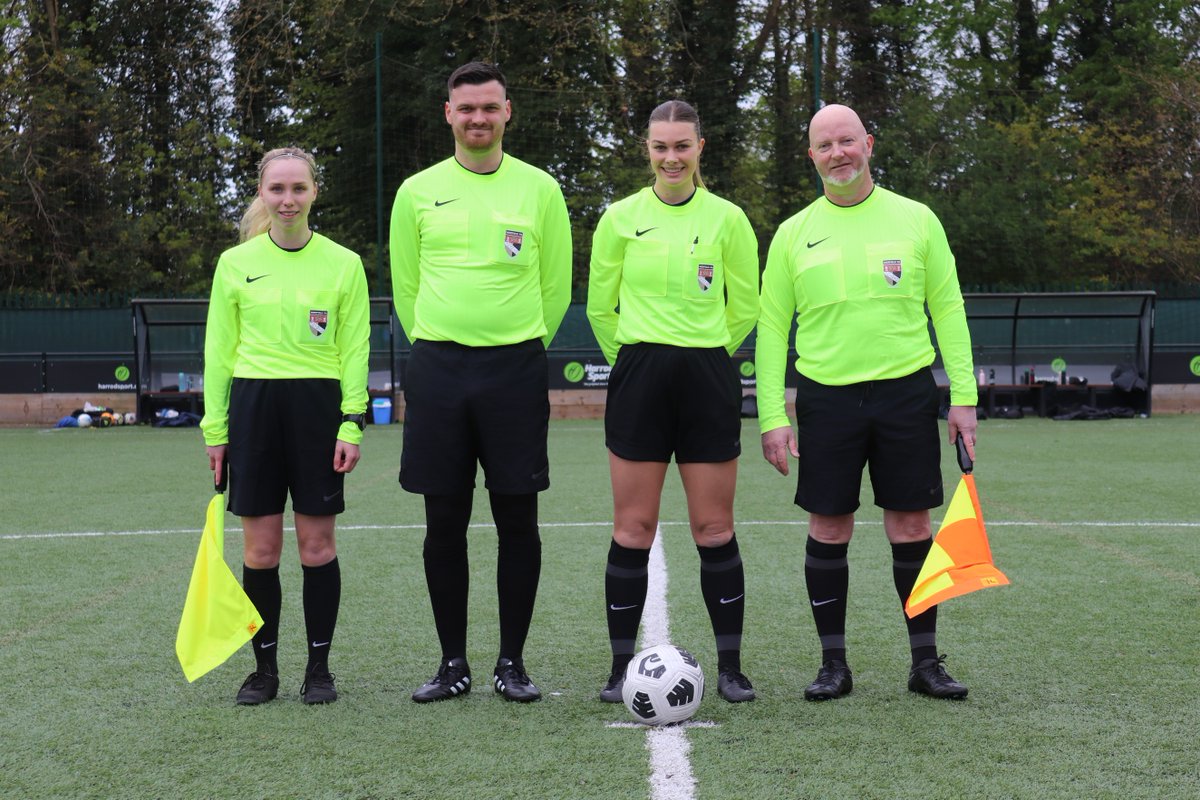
[375,31,385,293]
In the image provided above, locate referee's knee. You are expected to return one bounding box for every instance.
[690,524,733,548]
[613,525,657,549]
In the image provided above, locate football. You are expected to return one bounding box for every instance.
[77,413,93,427]
[621,644,704,726]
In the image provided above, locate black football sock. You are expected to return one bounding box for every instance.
[423,491,474,660]
[697,534,745,672]
[605,539,650,675]
[243,564,281,674]
[490,491,541,664]
[892,538,939,665]
[302,556,341,671]
[804,536,849,664]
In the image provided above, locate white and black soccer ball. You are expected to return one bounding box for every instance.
[622,644,704,726]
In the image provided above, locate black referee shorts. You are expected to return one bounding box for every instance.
[793,367,943,515]
[226,378,345,517]
[605,343,742,464]
[400,339,550,496]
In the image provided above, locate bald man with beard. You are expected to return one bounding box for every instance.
[756,104,979,702]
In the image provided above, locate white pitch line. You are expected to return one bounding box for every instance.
[648,725,697,800]
[641,526,698,800]
[607,720,718,729]
[4,518,1198,542]
[643,527,671,645]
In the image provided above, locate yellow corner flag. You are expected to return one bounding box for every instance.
[905,472,1009,619]
[175,489,263,682]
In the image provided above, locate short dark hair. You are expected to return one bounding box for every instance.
[447,62,507,97]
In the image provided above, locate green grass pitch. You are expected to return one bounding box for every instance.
[1,416,1197,799]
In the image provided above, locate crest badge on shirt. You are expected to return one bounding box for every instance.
[697,263,715,293]
[883,258,903,287]
[504,229,524,258]
[309,309,328,338]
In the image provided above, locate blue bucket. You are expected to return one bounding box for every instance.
[371,397,392,425]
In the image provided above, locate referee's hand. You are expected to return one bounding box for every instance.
[333,440,361,473]
[761,427,798,476]
[206,444,227,487]
[946,405,978,463]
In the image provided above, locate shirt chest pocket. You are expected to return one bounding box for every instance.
[794,249,846,310]
[239,288,282,344]
[683,243,722,302]
[491,215,534,267]
[294,290,339,346]
[422,208,469,265]
[623,239,669,297]
[865,242,919,299]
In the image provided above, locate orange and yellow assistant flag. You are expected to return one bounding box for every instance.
[175,478,263,682]
[905,439,1009,619]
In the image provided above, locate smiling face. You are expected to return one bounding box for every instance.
[808,104,875,205]
[445,79,511,160]
[647,119,704,203]
[258,156,317,240]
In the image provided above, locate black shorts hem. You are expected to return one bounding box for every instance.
[607,441,672,464]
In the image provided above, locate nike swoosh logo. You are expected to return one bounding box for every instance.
[323,490,342,502]
[635,227,657,237]
[806,237,830,249]
[311,641,330,648]
[245,274,270,283]
[258,641,277,649]
[609,603,639,611]
[811,597,839,607]
[434,198,459,207]
[719,594,744,605]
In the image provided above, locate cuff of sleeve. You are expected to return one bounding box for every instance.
[949,388,980,407]
[337,422,364,445]
[201,421,229,447]
[758,416,792,436]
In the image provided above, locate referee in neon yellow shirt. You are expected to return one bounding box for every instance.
[389,62,572,703]
[757,104,979,702]
[587,100,759,704]
[202,147,371,706]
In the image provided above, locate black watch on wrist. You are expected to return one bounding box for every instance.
[341,413,366,431]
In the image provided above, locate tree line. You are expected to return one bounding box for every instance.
[2,0,1197,301]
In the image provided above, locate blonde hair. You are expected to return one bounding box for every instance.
[238,147,319,242]
[647,100,706,189]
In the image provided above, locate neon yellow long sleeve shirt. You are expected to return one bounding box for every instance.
[201,232,371,446]
[587,186,759,365]
[389,155,572,347]
[756,187,976,434]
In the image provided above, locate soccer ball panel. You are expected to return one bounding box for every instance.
[621,644,704,725]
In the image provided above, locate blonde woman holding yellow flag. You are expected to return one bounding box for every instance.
[200,146,370,705]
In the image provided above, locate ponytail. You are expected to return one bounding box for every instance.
[239,197,270,242]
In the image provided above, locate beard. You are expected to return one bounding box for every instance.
[822,164,864,187]
[457,125,501,153]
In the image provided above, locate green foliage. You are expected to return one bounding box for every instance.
[1,0,1198,297]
